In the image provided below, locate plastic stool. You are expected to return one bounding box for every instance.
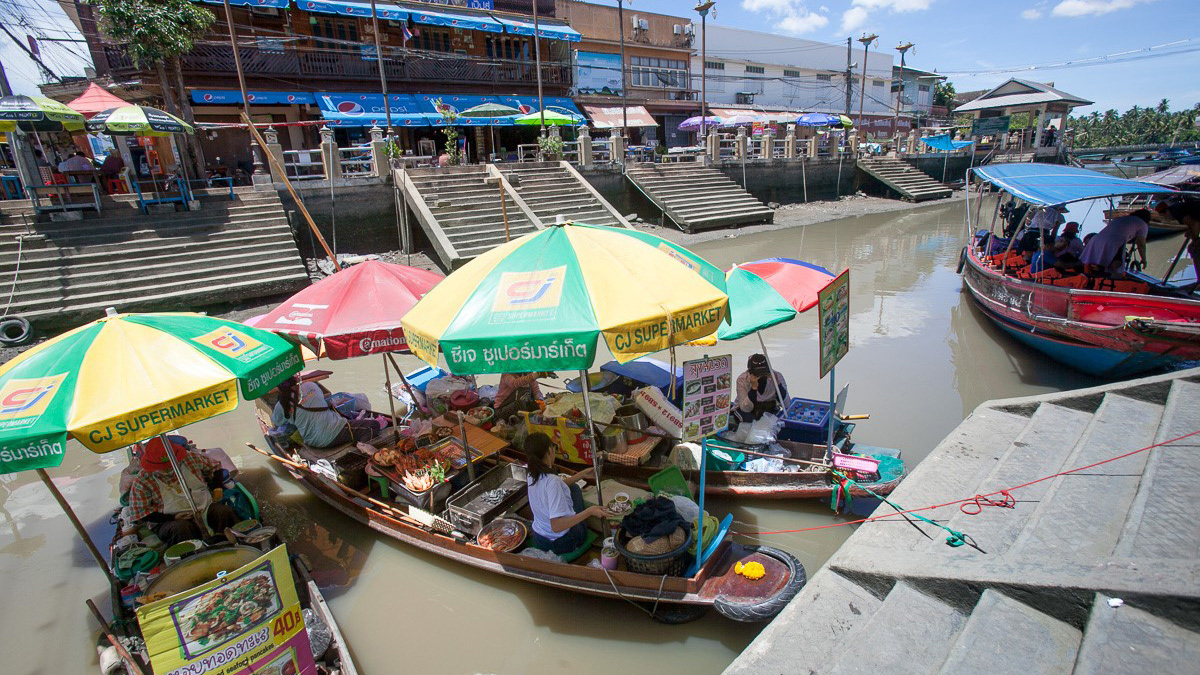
[369,474,389,499]
[105,178,125,195]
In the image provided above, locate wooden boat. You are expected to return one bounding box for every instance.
[250,401,806,623]
[960,164,1200,378]
[98,447,357,675]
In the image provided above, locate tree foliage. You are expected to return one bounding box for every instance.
[1069,100,1200,148]
[90,0,215,67]
[934,81,956,109]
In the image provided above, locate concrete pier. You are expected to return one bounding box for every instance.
[726,367,1200,674]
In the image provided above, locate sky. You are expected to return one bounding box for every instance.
[3,0,1199,114]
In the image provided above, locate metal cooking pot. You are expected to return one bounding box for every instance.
[615,405,648,442]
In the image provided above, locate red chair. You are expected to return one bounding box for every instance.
[105,177,125,195]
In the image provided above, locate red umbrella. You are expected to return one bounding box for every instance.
[66,83,130,119]
[256,260,443,360]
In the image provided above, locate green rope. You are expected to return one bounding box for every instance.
[831,468,983,553]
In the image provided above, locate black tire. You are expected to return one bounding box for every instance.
[645,602,710,624]
[713,546,807,623]
[0,316,31,347]
[956,246,968,274]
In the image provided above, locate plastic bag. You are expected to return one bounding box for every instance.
[424,376,476,413]
[726,413,781,445]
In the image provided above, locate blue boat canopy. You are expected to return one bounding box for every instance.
[920,134,974,152]
[492,16,582,42]
[972,164,1174,206]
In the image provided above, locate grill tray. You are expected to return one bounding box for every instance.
[446,463,529,535]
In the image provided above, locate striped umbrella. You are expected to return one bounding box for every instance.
[459,103,521,118]
[718,258,836,340]
[514,110,585,126]
[86,105,194,136]
[0,94,86,132]
[678,115,722,131]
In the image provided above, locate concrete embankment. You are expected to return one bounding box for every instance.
[726,367,1200,674]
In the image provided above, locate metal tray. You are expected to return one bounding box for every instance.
[445,463,529,535]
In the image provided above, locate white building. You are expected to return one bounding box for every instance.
[690,25,896,134]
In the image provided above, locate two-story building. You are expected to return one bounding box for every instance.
[891,65,947,134]
[555,0,697,147]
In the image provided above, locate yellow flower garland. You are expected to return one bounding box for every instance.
[734,560,767,580]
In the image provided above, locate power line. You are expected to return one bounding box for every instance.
[939,38,1200,76]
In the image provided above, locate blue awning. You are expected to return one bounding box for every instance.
[315,93,433,127]
[414,94,582,126]
[198,0,289,8]
[973,164,1176,206]
[295,0,377,16]
[411,8,502,32]
[492,16,581,41]
[192,90,316,105]
[919,134,974,152]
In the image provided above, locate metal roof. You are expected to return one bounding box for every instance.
[955,78,1093,113]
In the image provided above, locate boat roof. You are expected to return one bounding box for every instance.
[1134,164,1200,187]
[972,164,1173,206]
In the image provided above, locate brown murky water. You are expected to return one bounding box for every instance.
[0,200,1188,675]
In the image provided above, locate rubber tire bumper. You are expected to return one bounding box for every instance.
[0,316,31,347]
[956,246,968,274]
[646,602,710,624]
[713,545,807,623]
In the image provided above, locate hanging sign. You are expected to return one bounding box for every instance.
[970,115,1011,137]
[818,269,850,378]
[136,545,317,675]
[681,355,732,442]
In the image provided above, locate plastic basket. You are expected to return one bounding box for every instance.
[614,528,690,576]
[648,465,693,499]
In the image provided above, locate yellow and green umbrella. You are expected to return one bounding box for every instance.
[514,109,585,126]
[0,94,86,132]
[402,222,728,375]
[85,104,194,136]
[0,311,302,473]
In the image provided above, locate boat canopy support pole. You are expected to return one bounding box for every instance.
[1161,236,1190,285]
[578,369,604,506]
[456,411,476,483]
[38,469,119,586]
[386,353,425,419]
[756,331,787,410]
[382,353,399,430]
[826,367,836,462]
[160,433,211,537]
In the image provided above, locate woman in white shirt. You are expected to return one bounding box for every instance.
[524,432,609,554]
[271,376,381,448]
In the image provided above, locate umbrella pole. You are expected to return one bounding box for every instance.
[456,411,476,482]
[37,469,119,586]
[578,369,604,506]
[498,179,511,242]
[382,353,399,429]
[159,433,211,537]
[756,331,787,410]
[386,353,425,419]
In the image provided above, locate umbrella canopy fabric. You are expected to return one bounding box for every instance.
[718,258,836,340]
[795,112,842,127]
[255,260,443,360]
[0,95,86,132]
[0,312,302,471]
[459,103,521,118]
[402,223,728,374]
[515,110,584,126]
[678,116,722,131]
[836,114,854,128]
[66,83,130,119]
[86,105,193,136]
[719,114,763,127]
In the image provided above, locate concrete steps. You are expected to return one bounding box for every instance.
[502,161,630,229]
[937,590,1081,674]
[0,188,307,325]
[625,162,773,232]
[858,158,953,202]
[827,582,966,675]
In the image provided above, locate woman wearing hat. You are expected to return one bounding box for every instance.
[125,437,238,546]
[734,354,788,426]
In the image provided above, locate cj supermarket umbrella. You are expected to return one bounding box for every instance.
[85,105,194,136]
[0,94,86,132]
[402,222,728,501]
[0,310,302,579]
[459,103,522,157]
[514,110,585,126]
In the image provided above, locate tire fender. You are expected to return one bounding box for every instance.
[0,316,31,347]
[713,545,807,623]
[956,246,968,274]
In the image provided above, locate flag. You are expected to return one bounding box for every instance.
[400,22,413,42]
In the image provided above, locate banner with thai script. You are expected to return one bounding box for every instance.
[681,355,732,442]
[818,269,850,378]
[136,545,317,675]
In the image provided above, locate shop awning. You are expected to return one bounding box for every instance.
[581,104,657,129]
[315,93,433,127]
[411,7,502,32]
[414,94,581,126]
[492,16,582,42]
[198,0,289,8]
[192,90,316,105]
[295,0,378,17]
[296,1,492,26]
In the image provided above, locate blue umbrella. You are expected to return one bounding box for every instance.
[795,112,842,127]
[678,115,723,131]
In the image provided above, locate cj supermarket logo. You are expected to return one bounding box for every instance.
[0,374,67,419]
[493,266,567,314]
[193,328,267,362]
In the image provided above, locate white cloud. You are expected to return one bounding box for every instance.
[1021,8,1043,18]
[1051,0,1155,17]
[841,6,869,33]
[850,0,934,10]
[740,0,829,35]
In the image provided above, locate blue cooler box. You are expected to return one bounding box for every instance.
[778,397,831,443]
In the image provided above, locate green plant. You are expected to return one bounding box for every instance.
[433,98,463,165]
[537,134,564,157]
[89,0,214,68]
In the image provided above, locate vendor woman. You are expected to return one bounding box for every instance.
[735,353,788,425]
[524,432,610,554]
[272,375,382,448]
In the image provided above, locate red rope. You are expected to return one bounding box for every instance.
[734,428,1200,536]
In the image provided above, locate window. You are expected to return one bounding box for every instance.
[784,69,801,78]
[704,61,724,70]
[736,92,755,104]
[918,84,930,92]
[872,79,885,87]
[744,65,764,74]
[313,18,360,51]
[630,56,689,90]
[815,73,831,81]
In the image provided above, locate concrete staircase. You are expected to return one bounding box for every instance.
[499,161,631,229]
[726,368,1200,675]
[396,165,542,269]
[858,157,953,202]
[624,162,773,232]
[0,186,308,326]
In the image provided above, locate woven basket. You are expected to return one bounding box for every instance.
[615,527,690,576]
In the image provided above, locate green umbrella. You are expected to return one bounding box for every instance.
[86,105,194,136]
[0,94,86,132]
[514,110,584,126]
[459,103,521,118]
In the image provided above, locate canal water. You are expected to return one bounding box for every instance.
[0,199,1188,675]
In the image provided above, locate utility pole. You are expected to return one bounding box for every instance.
[617,0,628,133]
[843,37,852,115]
[369,0,394,139]
[222,0,264,177]
[695,1,714,139]
[532,0,545,132]
[856,33,877,134]
[892,41,913,149]
[0,58,11,96]
[0,22,63,83]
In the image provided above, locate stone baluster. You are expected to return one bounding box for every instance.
[611,133,626,166]
[735,126,747,160]
[707,129,719,164]
[320,126,341,180]
[262,127,286,183]
[578,126,593,169]
[784,124,797,159]
[760,128,774,159]
[369,126,387,177]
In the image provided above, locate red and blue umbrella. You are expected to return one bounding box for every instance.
[718,258,836,340]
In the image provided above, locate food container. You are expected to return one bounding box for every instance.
[163,539,205,564]
[599,425,627,456]
[616,405,649,443]
[476,518,528,552]
[393,478,454,514]
[446,463,529,535]
[600,546,619,570]
[120,584,142,609]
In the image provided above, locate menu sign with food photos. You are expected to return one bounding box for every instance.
[137,545,316,675]
[681,355,733,442]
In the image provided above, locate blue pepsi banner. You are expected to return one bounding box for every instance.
[192,90,316,105]
[315,93,433,127]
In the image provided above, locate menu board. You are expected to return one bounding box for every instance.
[681,355,733,442]
[819,269,850,378]
[137,545,317,675]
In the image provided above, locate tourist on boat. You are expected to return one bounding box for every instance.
[1168,201,1200,285]
[1019,204,1068,253]
[271,375,383,448]
[125,436,239,546]
[524,432,611,554]
[734,354,788,425]
[1081,209,1150,276]
[1053,222,1084,258]
[1000,199,1030,237]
